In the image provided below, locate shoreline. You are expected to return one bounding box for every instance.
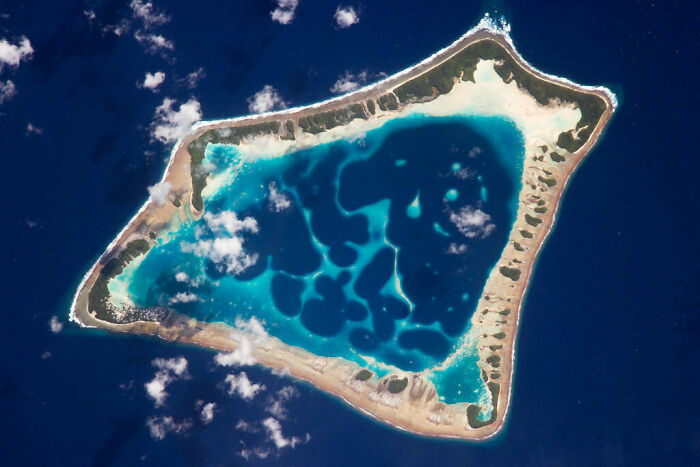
[69,16,615,440]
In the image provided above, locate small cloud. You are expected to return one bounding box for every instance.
[49,315,63,334]
[147,180,172,205]
[330,70,368,94]
[265,385,299,419]
[144,356,189,407]
[268,182,291,212]
[130,0,170,28]
[235,420,258,433]
[0,79,17,105]
[262,417,308,449]
[168,292,200,304]
[83,9,96,24]
[141,71,165,91]
[26,122,43,136]
[334,6,359,29]
[446,243,468,255]
[468,146,482,158]
[40,351,52,359]
[225,372,265,400]
[213,317,268,367]
[181,211,259,275]
[247,85,286,114]
[197,401,216,424]
[270,0,299,25]
[0,35,33,72]
[150,97,202,144]
[185,67,205,88]
[146,416,192,440]
[102,20,130,37]
[174,272,189,282]
[134,30,174,54]
[449,206,495,239]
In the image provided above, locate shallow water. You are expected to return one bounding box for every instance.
[122,114,524,400]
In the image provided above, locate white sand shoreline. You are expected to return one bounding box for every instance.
[68,15,616,440]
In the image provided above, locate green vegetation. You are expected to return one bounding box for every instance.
[88,239,151,322]
[394,39,606,152]
[539,145,548,152]
[366,99,376,115]
[520,229,533,238]
[490,372,501,379]
[486,355,501,368]
[525,214,543,227]
[493,332,506,339]
[298,105,368,135]
[149,231,156,240]
[188,122,281,211]
[550,151,565,162]
[489,344,503,351]
[354,369,373,381]
[281,120,295,140]
[499,309,511,316]
[388,377,408,393]
[466,382,501,428]
[534,206,547,214]
[377,94,399,111]
[172,199,181,208]
[513,241,524,251]
[538,176,557,187]
[499,266,521,281]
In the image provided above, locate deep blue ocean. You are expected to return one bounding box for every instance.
[1,1,698,465]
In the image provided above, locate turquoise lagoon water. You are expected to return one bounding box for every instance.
[123,114,524,404]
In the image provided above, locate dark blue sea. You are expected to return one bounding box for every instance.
[2,1,698,465]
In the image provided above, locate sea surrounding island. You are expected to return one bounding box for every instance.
[70,16,615,440]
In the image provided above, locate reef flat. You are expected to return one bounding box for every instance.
[70,19,615,440]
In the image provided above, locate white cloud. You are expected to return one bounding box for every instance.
[134,30,174,54]
[468,146,482,158]
[268,182,291,212]
[130,0,170,28]
[0,80,16,105]
[147,180,172,204]
[146,416,192,440]
[185,67,205,88]
[446,243,468,255]
[168,292,200,304]
[225,372,265,400]
[270,0,299,25]
[101,21,129,37]
[265,385,299,419]
[182,211,259,275]
[49,315,63,334]
[41,351,52,359]
[198,401,216,424]
[150,97,202,144]
[141,71,165,91]
[334,6,359,29]
[0,36,33,72]
[144,356,189,407]
[449,206,495,239]
[214,317,268,367]
[175,272,189,282]
[235,420,258,433]
[26,122,43,135]
[330,70,368,94]
[247,85,286,114]
[262,417,308,449]
[83,9,96,24]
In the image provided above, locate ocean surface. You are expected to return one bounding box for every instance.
[2,1,698,465]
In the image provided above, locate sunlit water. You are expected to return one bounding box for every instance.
[121,114,524,403]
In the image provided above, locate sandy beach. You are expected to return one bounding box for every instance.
[70,18,615,440]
